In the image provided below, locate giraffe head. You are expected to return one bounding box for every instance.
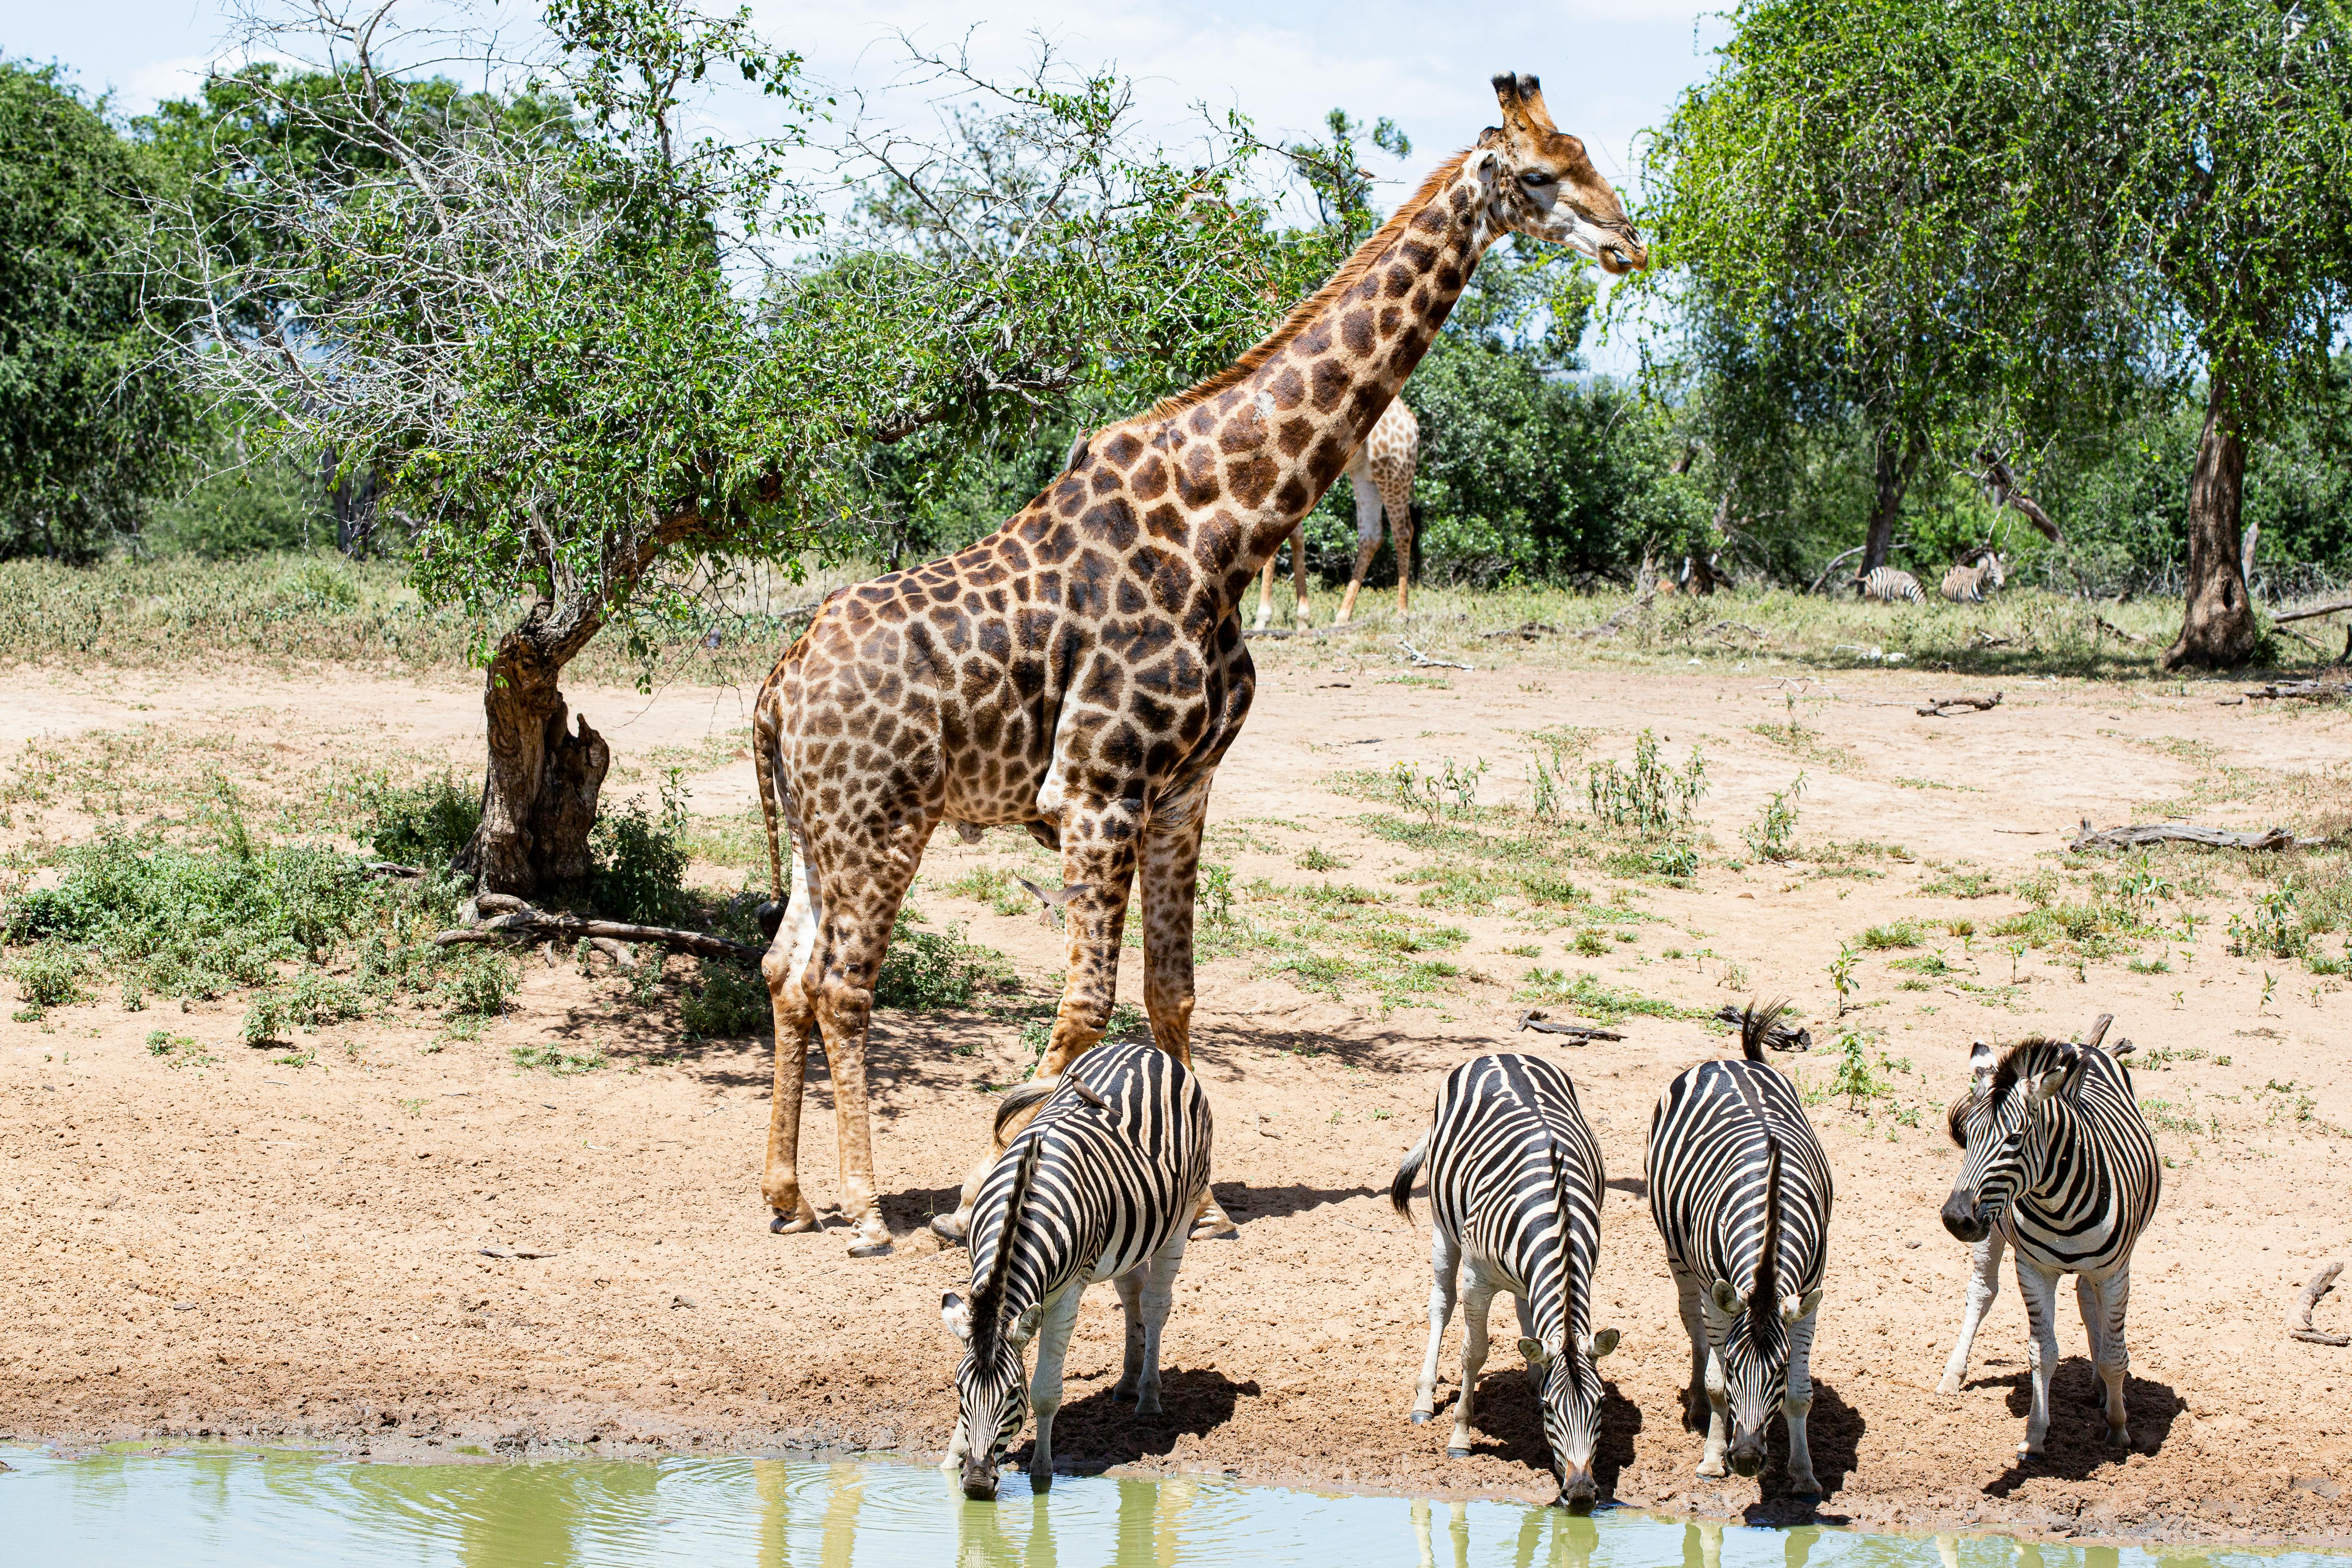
[1480,74,1646,274]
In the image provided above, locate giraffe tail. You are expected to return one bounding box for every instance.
[753,702,787,944]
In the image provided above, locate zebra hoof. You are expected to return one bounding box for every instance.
[2106,1426,2131,1449]
[1410,1412,1431,1425]
[1446,1448,1471,1460]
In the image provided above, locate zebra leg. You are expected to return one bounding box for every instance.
[1782,1305,1822,1497]
[2079,1265,2132,1447]
[1412,1225,1462,1423]
[1112,1268,1146,1403]
[2014,1254,2063,1456]
[942,1413,969,1472]
[1129,1223,1189,1416]
[1026,1283,1087,1492]
[1447,1277,1497,1459]
[1671,1264,1709,1427]
[1937,1228,2005,1394]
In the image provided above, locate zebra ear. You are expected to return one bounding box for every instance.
[1585,1328,1620,1360]
[1518,1336,1551,1368]
[1005,1303,1045,1347]
[1709,1278,1740,1316]
[1779,1289,1822,1324]
[942,1292,973,1344]
[1967,1039,1995,1091]
[2031,1044,2081,1102]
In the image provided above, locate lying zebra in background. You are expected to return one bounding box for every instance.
[1853,566,1927,606]
[1939,1018,2159,1456]
[1647,1001,1834,1494]
[1391,1053,1619,1511]
[940,1039,1213,1500]
[1939,551,2008,603]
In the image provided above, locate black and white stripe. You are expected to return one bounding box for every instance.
[1938,1022,2160,1454]
[1853,566,1927,606]
[1939,553,2007,603]
[1391,1053,1617,1510]
[1646,1002,1835,1494]
[940,1040,1213,1499]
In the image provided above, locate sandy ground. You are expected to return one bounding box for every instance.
[3,648,2350,1549]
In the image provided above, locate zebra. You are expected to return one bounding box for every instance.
[1939,552,2007,603]
[1853,566,1927,606]
[1390,1053,1619,1510]
[939,1038,1213,1500]
[1938,1018,2160,1456]
[1646,1001,1834,1494]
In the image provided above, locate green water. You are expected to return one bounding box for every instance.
[1,1448,2343,1568]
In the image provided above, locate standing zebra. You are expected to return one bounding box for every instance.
[1938,552,2007,604]
[1853,566,1927,606]
[1938,1018,2159,1455]
[940,1039,1213,1500]
[1391,1053,1619,1510]
[1647,1002,1834,1493]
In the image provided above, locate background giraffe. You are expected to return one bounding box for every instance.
[1253,396,1423,628]
[751,74,1647,1254]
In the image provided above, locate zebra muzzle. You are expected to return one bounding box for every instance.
[1728,1432,1766,1477]
[1941,1190,1989,1243]
[1557,1468,1598,1512]
[960,1457,1000,1501]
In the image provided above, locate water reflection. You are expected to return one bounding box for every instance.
[0,1448,2341,1568]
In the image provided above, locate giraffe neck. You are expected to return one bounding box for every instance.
[1133,152,1494,604]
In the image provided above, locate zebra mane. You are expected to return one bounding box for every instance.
[1548,1143,1578,1348]
[1988,1036,2072,1100]
[1753,1134,1783,1313]
[1945,1091,1975,1149]
[971,1136,1041,1359]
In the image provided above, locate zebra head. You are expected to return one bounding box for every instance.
[1514,1150,1619,1511]
[941,1138,1043,1501]
[1708,1138,1823,1477]
[1942,1038,2082,1243]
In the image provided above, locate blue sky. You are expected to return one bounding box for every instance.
[16,0,1732,368]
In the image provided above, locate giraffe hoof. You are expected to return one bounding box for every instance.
[770,1210,820,1235]
[2106,1426,2130,1449]
[848,1237,894,1258]
[930,1213,970,1245]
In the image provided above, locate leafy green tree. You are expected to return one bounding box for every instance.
[0,61,200,559]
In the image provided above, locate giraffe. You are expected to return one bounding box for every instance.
[750,74,1647,1255]
[1252,396,1422,630]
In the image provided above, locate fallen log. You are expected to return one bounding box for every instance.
[2272,596,2352,626]
[1479,620,1563,641]
[2092,615,2151,646]
[436,906,761,961]
[1577,592,1655,641]
[1399,638,1473,671]
[2068,818,2326,853]
[1516,1010,1624,1042]
[2291,1261,2348,1348]
[1918,691,2003,717]
[2247,678,2351,702]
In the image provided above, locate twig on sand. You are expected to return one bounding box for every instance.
[1398,639,1472,671]
[478,1245,557,1260]
[1917,691,2003,717]
[1515,1010,1624,1043]
[2291,1261,2349,1347]
[2068,818,2327,853]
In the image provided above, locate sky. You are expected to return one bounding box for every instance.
[12,0,1733,369]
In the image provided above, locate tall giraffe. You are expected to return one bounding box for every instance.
[751,74,1646,1254]
[1254,396,1422,630]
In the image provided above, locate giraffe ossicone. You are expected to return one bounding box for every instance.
[750,72,1646,1255]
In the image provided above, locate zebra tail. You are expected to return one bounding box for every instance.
[1739,996,1791,1062]
[1390,1129,1430,1220]
[972,1136,1041,1356]
[991,1078,1058,1143]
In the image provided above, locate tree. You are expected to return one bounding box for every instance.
[1633,0,2141,586]
[0,61,200,560]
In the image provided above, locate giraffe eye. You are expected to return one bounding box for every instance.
[1521,171,1553,187]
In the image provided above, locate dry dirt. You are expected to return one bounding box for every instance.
[4,649,2350,1550]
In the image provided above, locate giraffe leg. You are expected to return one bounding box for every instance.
[1378,468,1415,617]
[1254,551,1278,632]
[1137,777,1233,1238]
[807,816,933,1257]
[759,844,823,1234]
[1333,468,1384,625]
[1290,523,1311,625]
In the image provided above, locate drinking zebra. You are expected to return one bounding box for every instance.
[1938,1018,2159,1455]
[940,1039,1213,1500]
[1390,1053,1619,1510]
[1938,552,2007,604]
[1647,1001,1834,1493]
[1852,566,1927,606]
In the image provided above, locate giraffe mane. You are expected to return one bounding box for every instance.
[1143,151,1475,422]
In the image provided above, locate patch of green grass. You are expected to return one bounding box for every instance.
[936,864,1036,918]
[1890,950,1953,976]
[1895,776,1979,793]
[682,959,769,1038]
[510,1043,608,1075]
[1296,845,1347,872]
[1571,930,1609,958]
[1513,967,1689,1024]
[1858,920,1925,950]
[876,912,1018,1010]
[241,971,369,1045]
[1918,868,1998,899]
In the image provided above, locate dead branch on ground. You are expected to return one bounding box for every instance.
[1516,1011,1624,1042]
[1713,1004,1813,1052]
[2272,597,2352,626]
[1918,691,2003,717]
[2291,1261,2348,1347]
[2247,678,2352,702]
[2068,819,2327,853]
[1398,639,1472,671]
[436,894,761,962]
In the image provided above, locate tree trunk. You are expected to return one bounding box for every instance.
[1861,430,1922,575]
[456,601,609,896]
[2162,379,2258,671]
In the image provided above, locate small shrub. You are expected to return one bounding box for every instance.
[2228,886,2308,960]
[435,949,515,1020]
[875,914,1014,1009]
[683,960,769,1038]
[361,773,482,869]
[1296,846,1346,872]
[1198,862,1236,925]
[1858,920,1924,950]
[8,942,88,1010]
[1743,773,1806,863]
[1586,731,1708,838]
[1572,929,1609,958]
[591,785,691,926]
[937,865,1034,917]
[1648,843,1699,880]
[241,971,368,1045]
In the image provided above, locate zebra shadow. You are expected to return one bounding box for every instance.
[1017,1367,1259,1476]
[1739,1380,1864,1523]
[1980,1361,2184,1492]
[1212,1180,1385,1224]
[1432,1371,1643,1498]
